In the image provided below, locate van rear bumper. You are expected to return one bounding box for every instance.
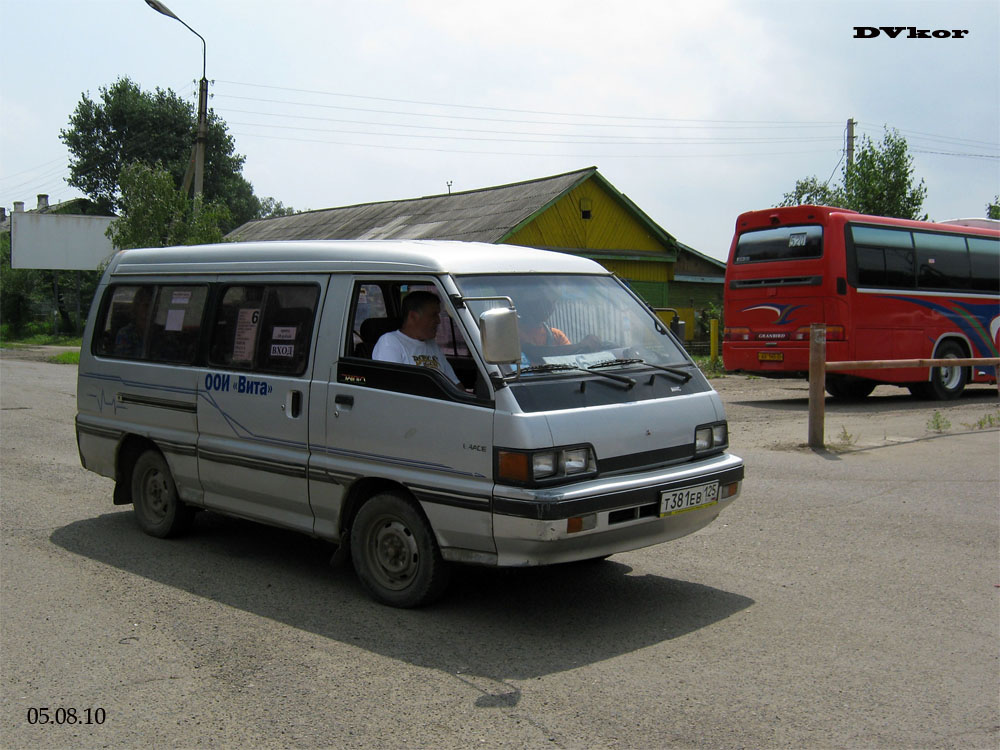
[490,452,743,565]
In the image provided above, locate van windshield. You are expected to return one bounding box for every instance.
[457,274,689,373]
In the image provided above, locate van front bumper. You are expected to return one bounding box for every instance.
[490,452,743,565]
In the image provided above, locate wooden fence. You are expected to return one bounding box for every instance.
[806,323,1000,448]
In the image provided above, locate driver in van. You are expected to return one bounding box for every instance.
[518,296,571,346]
[517,293,602,353]
[372,291,461,385]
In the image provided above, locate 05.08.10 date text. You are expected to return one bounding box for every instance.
[27,707,106,726]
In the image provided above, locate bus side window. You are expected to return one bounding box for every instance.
[914,231,970,291]
[968,237,1000,293]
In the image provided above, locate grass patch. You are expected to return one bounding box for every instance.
[961,411,1000,430]
[0,333,82,348]
[925,410,951,433]
[48,350,81,365]
[691,355,728,379]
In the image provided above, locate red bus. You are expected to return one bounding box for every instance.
[723,205,999,400]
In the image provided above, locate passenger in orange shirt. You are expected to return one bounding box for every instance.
[518,297,571,347]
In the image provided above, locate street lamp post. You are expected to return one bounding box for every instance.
[144,0,208,210]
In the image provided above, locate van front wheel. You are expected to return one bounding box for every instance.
[131,450,193,538]
[350,493,450,608]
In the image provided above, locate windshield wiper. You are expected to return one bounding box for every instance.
[517,363,635,389]
[588,358,692,383]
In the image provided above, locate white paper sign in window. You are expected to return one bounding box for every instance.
[234,308,260,362]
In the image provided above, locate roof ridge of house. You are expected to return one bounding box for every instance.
[243,166,599,224]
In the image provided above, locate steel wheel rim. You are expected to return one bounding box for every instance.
[366,516,419,591]
[141,467,171,522]
[938,356,961,390]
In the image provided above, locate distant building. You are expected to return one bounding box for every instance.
[227,167,725,338]
[1,194,105,233]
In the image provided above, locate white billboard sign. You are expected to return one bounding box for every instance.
[11,212,116,270]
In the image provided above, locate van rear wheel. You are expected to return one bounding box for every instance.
[350,492,450,608]
[131,450,193,538]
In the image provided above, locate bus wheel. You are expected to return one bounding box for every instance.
[131,450,194,538]
[825,374,876,400]
[909,341,967,401]
[350,492,450,608]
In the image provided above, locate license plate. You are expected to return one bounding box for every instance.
[660,482,719,516]
[758,351,783,362]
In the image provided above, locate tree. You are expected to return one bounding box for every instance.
[778,176,845,209]
[257,196,297,218]
[987,196,1000,220]
[60,77,260,230]
[842,128,927,219]
[778,127,927,220]
[107,162,231,250]
[0,232,39,337]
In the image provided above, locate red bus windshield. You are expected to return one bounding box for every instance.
[722,205,999,400]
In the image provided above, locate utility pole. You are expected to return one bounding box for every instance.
[846,118,856,167]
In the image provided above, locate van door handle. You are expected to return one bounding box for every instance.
[333,393,353,418]
[284,389,302,418]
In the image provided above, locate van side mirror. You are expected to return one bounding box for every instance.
[479,307,521,364]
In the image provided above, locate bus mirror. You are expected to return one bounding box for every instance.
[479,307,521,364]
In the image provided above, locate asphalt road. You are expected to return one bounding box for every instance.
[1,353,997,749]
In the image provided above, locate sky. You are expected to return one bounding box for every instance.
[1,0,997,261]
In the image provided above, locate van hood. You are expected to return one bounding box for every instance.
[506,368,726,472]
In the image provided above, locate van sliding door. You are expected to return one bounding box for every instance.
[197,280,322,532]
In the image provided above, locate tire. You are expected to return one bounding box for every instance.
[909,341,967,401]
[350,492,450,608]
[131,450,194,538]
[825,374,877,401]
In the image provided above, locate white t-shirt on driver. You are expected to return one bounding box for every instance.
[372,329,459,384]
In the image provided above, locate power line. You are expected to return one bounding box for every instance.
[226,120,842,147]
[231,129,842,159]
[0,157,67,184]
[216,79,841,126]
[219,106,839,139]
[215,92,843,132]
[910,149,999,159]
[856,122,998,151]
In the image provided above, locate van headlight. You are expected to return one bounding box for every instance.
[695,422,728,455]
[496,445,597,486]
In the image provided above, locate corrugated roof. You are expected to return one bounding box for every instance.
[226,167,601,243]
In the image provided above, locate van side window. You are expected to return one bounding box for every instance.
[208,284,319,375]
[350,281,472,361]
[147,286,208,364]
[408,283,470,357]
[93,285,155,359]
[350,283,392,358]
[348,280,480,392]
[349,284,388,357]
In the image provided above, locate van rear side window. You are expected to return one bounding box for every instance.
[208,284,319,375]
[93,285,207,363]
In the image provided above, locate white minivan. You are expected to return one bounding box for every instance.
[76,240,743,606]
